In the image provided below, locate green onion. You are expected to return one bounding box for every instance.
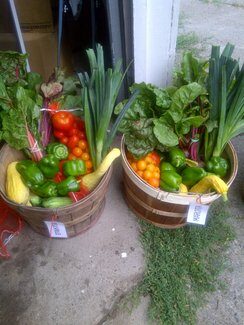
[78,44,139,169]
[204,43,244,160]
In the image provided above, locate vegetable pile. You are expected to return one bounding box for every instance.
[121,43,243,199]
[1,46,138,208]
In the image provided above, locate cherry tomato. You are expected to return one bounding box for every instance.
[53,171,65,182]
[67,135,80,149]
[68,153,77,160]
[78,140,87,150]
[51,111,75,131]
[77,130,86,140]
[48,101,60,115]
[149,152,161,165]
[60,136,69,144]
[72,147,82,157]
[81,152,90,161]
[74,116,85,130]
[53,130,66,139]
[85,160,93,169]
[67,128,79,137]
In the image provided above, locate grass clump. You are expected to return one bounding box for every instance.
[136,202,235,325]
[177,32,200,54]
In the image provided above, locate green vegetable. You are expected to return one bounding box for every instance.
[0,77,42,150]
[115,80,207,158]
[168,148,186,168]
[181,167,207,187]
[160,161,176,173]
[41,197,72,208]
[160,171,182,192]
[29,194,42,207]
[206,156,229,178]
[46,142,69,160]
[32,181,58,198]
[0,51,28,85]
[38,154,59,178]
[63,160,86,177]
[204,43,244,161]
[57,176,80,196]
[78,44,139,168]
[16,160,45,188]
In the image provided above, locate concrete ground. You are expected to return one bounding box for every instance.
[1,1,244,324]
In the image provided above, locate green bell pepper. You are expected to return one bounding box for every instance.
[160,161,176,173]
[168,148,186,168]
[16,160,45,188]
[38,154,60,178]
[46,142,69,160]
[32,181,58,198]
[181,167,207,187]
[160,170,182,192]
[63,160,86,177]
[206,156,229,178]
[57,176,80,196]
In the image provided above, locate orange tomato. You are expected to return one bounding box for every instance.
[85,160,93,169]
[72,147,82,157]
[68,153,77,160]
[81,152,90,161]
[145,156,154,165]
[148,178,160,188]
[154,166,160,173]
[78,140,87,150]
[146,164,156,172]
[137,160,147,171]
[143,170,152,180]
[137,170,144,178]
[130,162,137,171]
[152,171,160,179]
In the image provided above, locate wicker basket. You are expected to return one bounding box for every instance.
[0,144,112,238]
[121,137,238,229]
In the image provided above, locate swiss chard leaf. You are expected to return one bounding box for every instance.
[169,82,207,122]
[153,119,179,147]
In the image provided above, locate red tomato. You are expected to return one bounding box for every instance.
[53,130,66,139]
[67,135,80,149]
[149,152,161,165]
[67,128,79,137]
[60,136,69,144]
[68,153,77,160]
[72,147,82,157]
[74,116,85,130]
[48,101,60,115]
[53,171,65,183]
[77,130,86,140]
[51,111,75,131]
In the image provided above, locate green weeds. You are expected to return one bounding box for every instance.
[129,202,235,324]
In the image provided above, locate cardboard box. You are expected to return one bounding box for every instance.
[0,32,73,81]
[24,32,73,81]
[15,0,54,32]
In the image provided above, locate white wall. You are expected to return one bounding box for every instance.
[133,0,180,87]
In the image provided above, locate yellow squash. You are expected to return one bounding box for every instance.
[6,161,30,204]
[190,175,228,201]
[179,183,188,194]
[80,148,121,191]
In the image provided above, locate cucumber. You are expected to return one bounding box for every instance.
[41,197,72,208]
[29,194,42,207]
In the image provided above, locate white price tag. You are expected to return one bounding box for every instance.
[187,203,209,225]
[44,221,68,238]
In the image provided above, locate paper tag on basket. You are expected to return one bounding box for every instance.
[187,203,209,225]
[44,221,68,238]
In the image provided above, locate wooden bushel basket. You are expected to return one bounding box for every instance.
[0,144,112,238]
[121,137,238,229]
